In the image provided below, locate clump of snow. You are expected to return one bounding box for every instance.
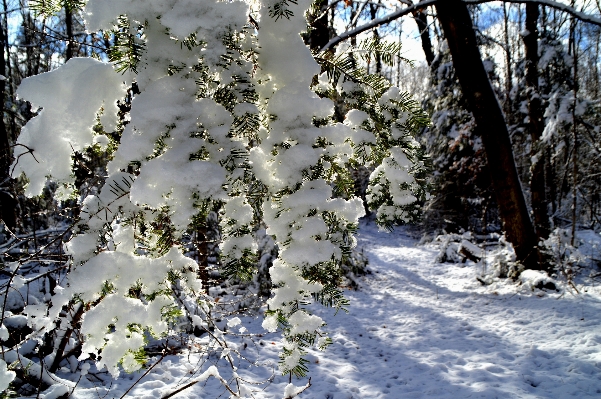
[12,58,125,196]
[80,363,90,376]
[0,360,14,393]
[520,270,559,291]
[0,324,8,341]
[459,239,483,259]
[38,384,69,399]
[283,382,310,398]
[227,317,241,328]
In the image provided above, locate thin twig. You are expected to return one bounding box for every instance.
[119,350,166,399]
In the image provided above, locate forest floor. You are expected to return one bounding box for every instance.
[60,221,601,399]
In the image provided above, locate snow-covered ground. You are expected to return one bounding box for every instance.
[60,222,601,399]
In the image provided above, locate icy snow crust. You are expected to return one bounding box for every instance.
[39,223,601,398]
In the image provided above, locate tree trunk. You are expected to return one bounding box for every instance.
[350,2,359,48]
[546,146,556,216]
[524,4,550,241]
[0,13,16,230]
[2,0,14,144]
[65,1,74,60]
[308,0,329,52]
[435,0,540,270]
[370,2,382,74]
[413,8,435,65]
[502,2,513,116]
[570,14,578,245]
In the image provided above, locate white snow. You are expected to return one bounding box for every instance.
[12,0,425,381]
[39,221,601,398]
[0,324,8,341]
[0,359,15,393]
[12,58,126,196]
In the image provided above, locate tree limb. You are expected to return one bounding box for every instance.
[320,0,601,53]
[320,0,437,52]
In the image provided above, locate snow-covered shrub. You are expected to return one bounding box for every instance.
[519,269,559,292]
[539,228,601,288]
[435,233,464,264]
[8,0,428,394]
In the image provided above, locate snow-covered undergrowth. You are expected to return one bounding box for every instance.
[14,222,599,398]
[432,226,601,291]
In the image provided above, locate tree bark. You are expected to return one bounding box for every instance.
[570,13,578,245]
[524,4,550,241]
[502,3,513,116]
[308,0,330,52]
[370,2,382,74]
[65,1,74,60]
[0,15,7,175]
[413,9,435,65]
[435,0,540,269]
[0,12,16,230]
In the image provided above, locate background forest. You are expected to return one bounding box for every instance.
[4,0,601,264]
[0,0,601,398]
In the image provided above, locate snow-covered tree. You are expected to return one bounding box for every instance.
[5,0,428,394]
[422,46,495,234]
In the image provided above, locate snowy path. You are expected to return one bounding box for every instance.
[290,223,601,399]
[70,223,601,399]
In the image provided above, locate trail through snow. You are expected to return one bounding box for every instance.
[294,223,601,399]
[66,222,601,399]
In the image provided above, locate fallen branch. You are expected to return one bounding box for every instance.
[161,365,239,399]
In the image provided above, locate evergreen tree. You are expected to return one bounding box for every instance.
[6,0,428,393]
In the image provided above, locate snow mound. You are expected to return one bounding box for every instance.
[520,269,559,291]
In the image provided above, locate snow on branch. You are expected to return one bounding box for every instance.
[8,0,430,395]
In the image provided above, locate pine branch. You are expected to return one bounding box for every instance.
[107,16,146,74]
[356,37,413,67]
[315,53,391,96]
[269,0,298,20]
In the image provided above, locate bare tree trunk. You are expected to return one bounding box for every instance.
[370,2,382,74]
[2,0,14,143]
[22,11,34,77]
[546,146,556,215]
[524,4,550,241]
[0,16,7,174]
[308,0,329,52]
[413,8,435,65]
[435,0,541,270]
[65,1,74,60]
[502,2,513,115]
[196,226,210,294]
[350,3,358,51]
[570,14,578,245]
[0,13,16,230]
[595,30,600,98]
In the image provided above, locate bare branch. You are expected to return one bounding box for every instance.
[119,351,166,399]
[320,0,437,52]
[320,0,601,53]
[468,0,601,26]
